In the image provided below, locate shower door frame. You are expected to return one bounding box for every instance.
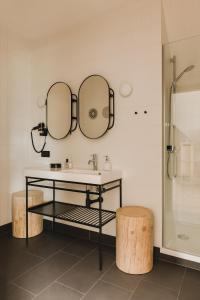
[161,46,200,264]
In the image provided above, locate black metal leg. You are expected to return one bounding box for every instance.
[52,181,55,232]
[23,177,121,271]
[119,179,122,207]
[25,177,29,246]
[98,185,102,271]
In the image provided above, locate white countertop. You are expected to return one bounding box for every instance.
[24,167,122,185]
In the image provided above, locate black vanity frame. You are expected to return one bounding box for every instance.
[25,176,122,270]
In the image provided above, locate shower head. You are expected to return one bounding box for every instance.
[174,65,195,83]
[185,65,195,72]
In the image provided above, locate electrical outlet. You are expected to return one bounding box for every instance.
[41,151,50,157]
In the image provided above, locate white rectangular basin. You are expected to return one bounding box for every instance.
[24,167,122,184]
[61,169,101,174]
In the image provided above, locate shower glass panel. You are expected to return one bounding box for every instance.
[163,35,200,257]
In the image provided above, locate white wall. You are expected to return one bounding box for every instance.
[0,32,31,225]
[28,0,162,246]
[0,34,10,225]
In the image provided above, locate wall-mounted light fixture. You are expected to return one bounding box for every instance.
[119,82,132,97]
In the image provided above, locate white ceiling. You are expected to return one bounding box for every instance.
[2,0,200,45]
[162,0,200,43]
[0,0,127,42]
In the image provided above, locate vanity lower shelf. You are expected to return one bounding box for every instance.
[28,201,116,228]
[25,175,122,270]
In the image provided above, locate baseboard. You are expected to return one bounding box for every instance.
[159,252,200,271]
[43,220,160,257]
[0,222,12,233]
[43,219,116,247]
[0,220,163,258]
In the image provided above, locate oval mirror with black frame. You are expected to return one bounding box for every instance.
[46,82,77,140]
[78,75,115,139]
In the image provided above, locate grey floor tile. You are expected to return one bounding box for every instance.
[0,230,9,237]
[25,232,74,258]
[58,249,114,293]
[184,268,200,283]
[62,238,97,258]
[35,282,82,300]
[102,264,142,290]
[131,280,178,300]
[0,283,34,300]
[0,235,27,255]
[0,234,43,270]
[14,251,79,294]
[144,260,185,291]
[0,277,6,288]
[179,281,200,300]
[101,244,115,257]
[0,231,73,259]
[83,280,131,300]
[1,251,43,281]
[0,284,9,299]
[179,268,200,300]
[2,230,200,300]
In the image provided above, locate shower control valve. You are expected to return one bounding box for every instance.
[167,145,175,153]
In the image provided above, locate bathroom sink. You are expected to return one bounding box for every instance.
[61,168,101,175]
[24,167,122,184]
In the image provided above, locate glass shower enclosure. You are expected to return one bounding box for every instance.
[163,35,200,262]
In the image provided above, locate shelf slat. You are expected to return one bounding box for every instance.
[28,201,116,228]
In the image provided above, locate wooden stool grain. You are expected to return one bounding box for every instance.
[116,206,153,274]
[12,190,43,238]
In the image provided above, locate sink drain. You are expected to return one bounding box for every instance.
[177,234,189,240]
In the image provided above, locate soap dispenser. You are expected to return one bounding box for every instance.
[103,156,112,171]
[65,159,69,169]
[65,158,73,169]
[68,159,73,169]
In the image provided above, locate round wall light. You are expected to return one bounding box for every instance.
[119,82,133,97]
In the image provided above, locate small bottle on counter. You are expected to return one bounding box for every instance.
[65,158,73,169]
[68,159,73,169]
[65,159,69,168]
[103,156,112,171]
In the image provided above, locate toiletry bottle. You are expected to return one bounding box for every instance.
[68,159,73,169]
[103,156,112,171]
[65,159,69,168]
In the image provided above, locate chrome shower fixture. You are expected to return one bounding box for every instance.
[167,61,195,180]
[173,65,195,84]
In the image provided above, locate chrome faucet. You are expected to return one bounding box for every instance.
[88,154,98,171]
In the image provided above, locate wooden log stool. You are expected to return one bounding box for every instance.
[116,206,153,274]
[12,190,44,238]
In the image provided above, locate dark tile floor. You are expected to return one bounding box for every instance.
[0,227,200,300]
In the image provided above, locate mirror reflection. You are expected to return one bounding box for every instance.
[46,82,72,139]
[78,75,114,139]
